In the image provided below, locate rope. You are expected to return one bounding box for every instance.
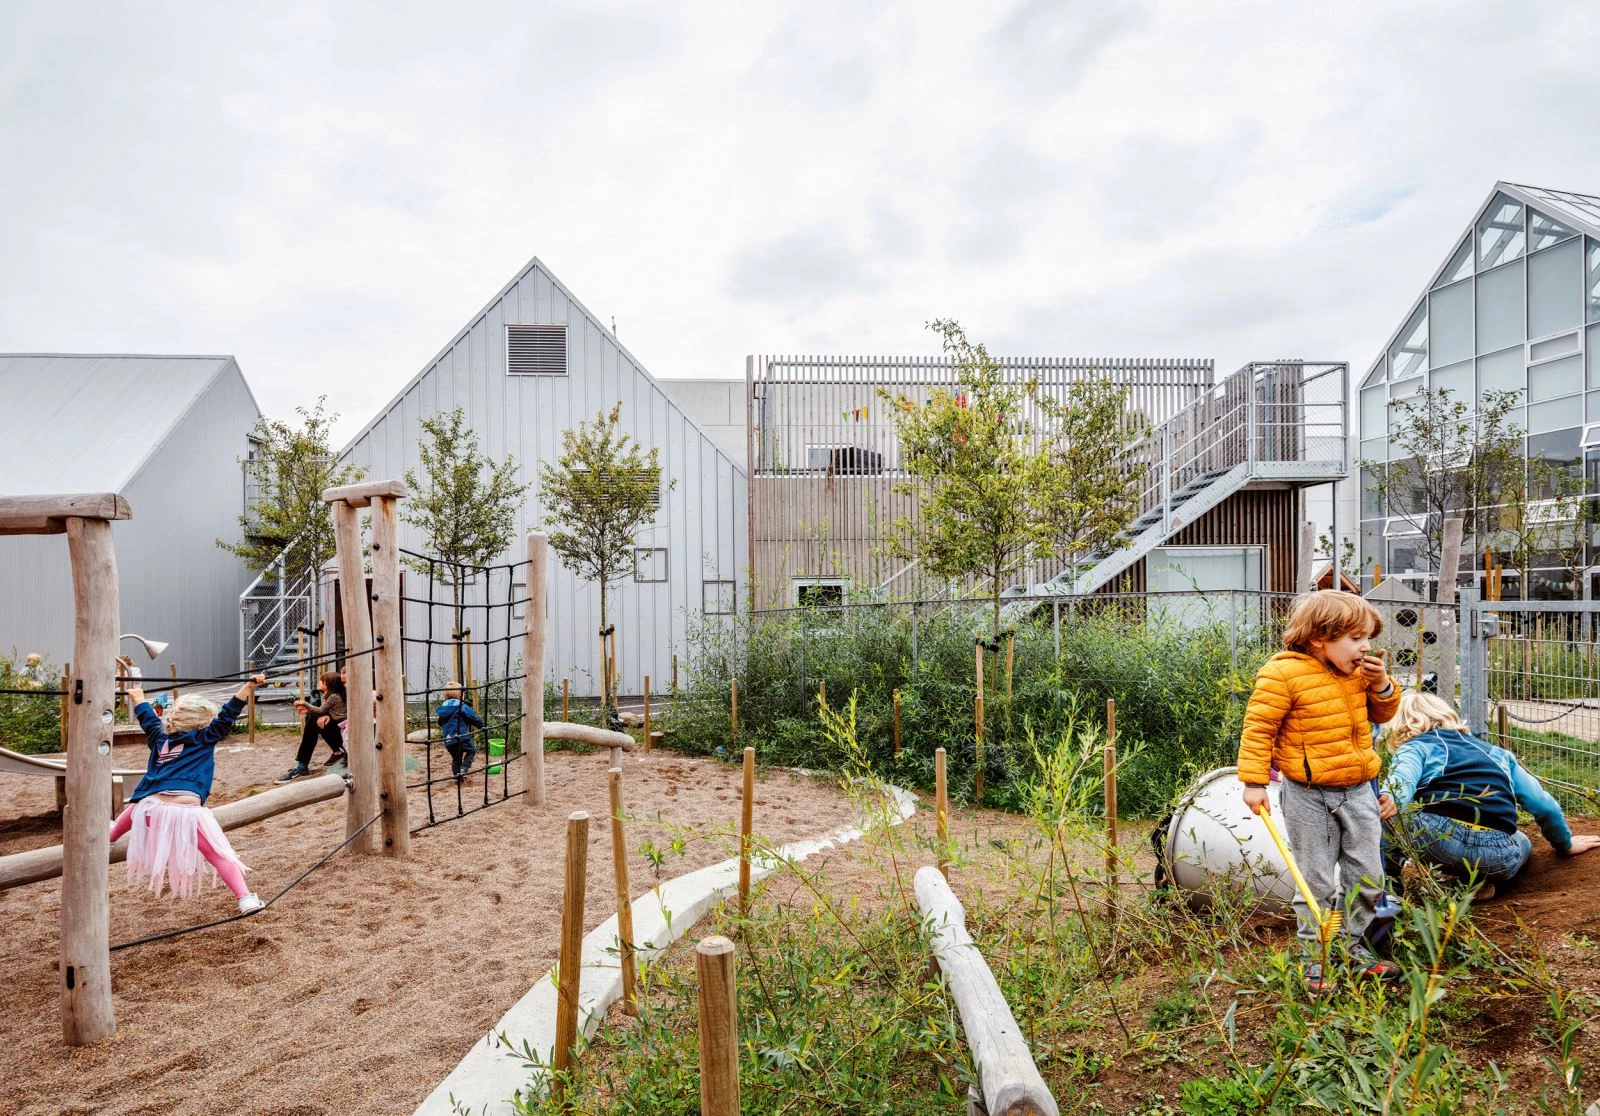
[109,812,385,952]
[1491,698,1594,726]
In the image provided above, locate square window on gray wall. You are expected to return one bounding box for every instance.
[1478,193,1525,270]
[1429,279,1473,366]
[1528,238,1583,339]
[1476,262,1525,354]
[1430,360,1472,400]
[1528,354,1582,402]
[1478,346,1524,394]
[1389,305,1427,379]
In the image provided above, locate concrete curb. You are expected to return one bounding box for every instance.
[414,780,918,1116]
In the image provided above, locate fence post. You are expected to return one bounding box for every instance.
[696,936,740,1116]
[608,769,637,1015]
[1459,588,1488,735]
[892,689,901,758]
[552,811,590,1104]
[739,746,754,917]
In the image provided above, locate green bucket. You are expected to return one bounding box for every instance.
[488,738,506,775]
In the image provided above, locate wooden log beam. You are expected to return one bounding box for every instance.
[320,479,409,508]
[0,493,131,528]
[0,774,348,891]
[542,721,634,751]
[915,866,1058,1116]
[61,516,119,1045]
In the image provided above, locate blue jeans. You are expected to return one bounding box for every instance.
[1383,811,1532,885]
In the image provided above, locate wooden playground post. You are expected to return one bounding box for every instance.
[1105,699,1118,919]
[170,661,180,701]
[642,674,651,746]
[730,678,739,749]
[522,533,548,807]
[892,688,901,758]
[608,768,638,1016]
[936,746,949,881]
[553,811,590,1104]
[247,659,257,745]
[562,677,569,721]
[368,486,410,856]
[974,641,986,802]
[326,487,381,852]
[696,936,740,1116]
[0,494,131,1047]
[739,746,755,918]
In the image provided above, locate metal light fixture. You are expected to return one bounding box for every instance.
[119,633,169,660]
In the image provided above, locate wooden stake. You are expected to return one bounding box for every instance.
[1373,562,1383,589]
[609,630,618,705]
[730,678,739,749]
[562,677,569,721]
[598,630,610,710]
[608,768,638,1016]
[817,679,826,709]
[892,688,901,758]
[247,660,257,745]
[61,517,118,1045]
[740,746,755,918]
[170,661,180,702]
[370,493,409,856]
[1415,620,1425,692]
[1496,702,1509,749]
[642,673,651,746]
[974,642,985,803]
[673,653,679,692]
[936,746,949,881]
[552,810,590,1103]
[524,533,548,807]
[696,936,740,1116]
[1105,698,1118,918]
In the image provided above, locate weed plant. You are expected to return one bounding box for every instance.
[0,648,63,754]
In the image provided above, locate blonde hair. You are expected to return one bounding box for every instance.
[442,682,462,700]
[1281,590,1384,653]
[164,694,219,734]
[1386,691,1468,748]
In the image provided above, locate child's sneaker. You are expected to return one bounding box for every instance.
[1304,963,1331,996]
[238,893,266,915]
[1356,957,1403,982]
[274,764,310,784]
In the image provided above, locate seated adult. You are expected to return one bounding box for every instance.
[1378,691,1600,895]
[275,671,347,783]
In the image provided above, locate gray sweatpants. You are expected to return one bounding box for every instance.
[1279,778,1383,952]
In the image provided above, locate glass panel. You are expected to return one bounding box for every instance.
[1529,207,1581,252]
[1361,523,1382,584]
[1360,467,1382,519]
[1360,386,1387,437]
[1434,236,1473,287]
[1528,238,1584,339]
[1430,360,1472,400]
[1361,357,1386,388]
[1529,398,1574,433]
[1478,346,1524,394]
[1387,537,1425,574]
[1589,391,1600,422]
[1428,279,1473,367]
[1529,354,1583,402]
[1591,324,1600,388]
[1478,192,1526,270]
[1360,436,1386,462]
[1530,332,1580,362]
[1390,375,1423,401]
[1476,261,1525,354]
[1388,304,1427,379]
[1589,239,1600,323]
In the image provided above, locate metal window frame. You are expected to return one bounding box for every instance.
[791,576,848,607]
[633,547,669,584]
[702,579,737,615]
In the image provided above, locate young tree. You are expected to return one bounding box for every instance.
[539,403,672,709]
[402,409,533,677]
[218,396,366,581]
[1037,376,1150,571]
[1361,387,1526,579]
[1501,457,1596,598]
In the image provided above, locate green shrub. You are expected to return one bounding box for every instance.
[0,648,63,755]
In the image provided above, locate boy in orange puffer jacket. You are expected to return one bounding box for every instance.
[1239,591,1402,991]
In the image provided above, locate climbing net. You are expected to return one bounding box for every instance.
[400,548,530,833]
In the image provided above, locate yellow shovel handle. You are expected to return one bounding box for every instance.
[1255,806,1324,924]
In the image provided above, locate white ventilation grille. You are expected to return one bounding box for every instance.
[507,324,568,376]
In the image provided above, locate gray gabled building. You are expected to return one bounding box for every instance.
[337,257,746,699]
[0,354,261,678]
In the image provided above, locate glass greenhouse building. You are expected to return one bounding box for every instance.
[1359,181,1600,599]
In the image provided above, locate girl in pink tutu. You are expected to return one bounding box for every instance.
[112,663,268,915]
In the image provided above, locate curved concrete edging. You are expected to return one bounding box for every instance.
[414,781,918,1116]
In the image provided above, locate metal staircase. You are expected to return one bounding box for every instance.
[1001,360,1348,623]
[238,541,325,690]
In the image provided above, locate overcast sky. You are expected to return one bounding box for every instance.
[4,1,1599,447]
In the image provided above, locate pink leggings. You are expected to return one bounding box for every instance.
[110,803,251,899]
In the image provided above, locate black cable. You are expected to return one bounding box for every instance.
[109,812,384,952]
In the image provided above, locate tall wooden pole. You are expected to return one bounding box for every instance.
[936,746,949,881]
[739,746,755,917]
[552,811,590,1104]
[696,936,740,1116]
[892,688,901,758]
[330,500,378,851]
[524,533,548,807]
[730,678,739,749]
[642,674,651,747]
[974,642,986,802]
[608,768,638,1016]
[61,517,118,1045]
[370,493,409,856]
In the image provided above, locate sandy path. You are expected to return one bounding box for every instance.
[0,730,861,1116]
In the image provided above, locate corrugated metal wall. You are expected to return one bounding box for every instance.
[338,259,745,699]
[1102,488,1302,595]
[0,362,259,679]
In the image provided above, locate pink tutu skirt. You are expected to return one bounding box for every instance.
[124,797,249,899]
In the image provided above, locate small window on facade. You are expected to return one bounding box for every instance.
[702,580,737,615]
[633,547,668,584]
[507,324,568,376]
[792,578,846,607]
[511,580,527,621]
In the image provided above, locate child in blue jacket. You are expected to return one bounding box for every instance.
[436,683,485,778]
[112,662,268,914]
[1382,691,1600,892]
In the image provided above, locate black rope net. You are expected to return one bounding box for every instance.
[400,547,531,833]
